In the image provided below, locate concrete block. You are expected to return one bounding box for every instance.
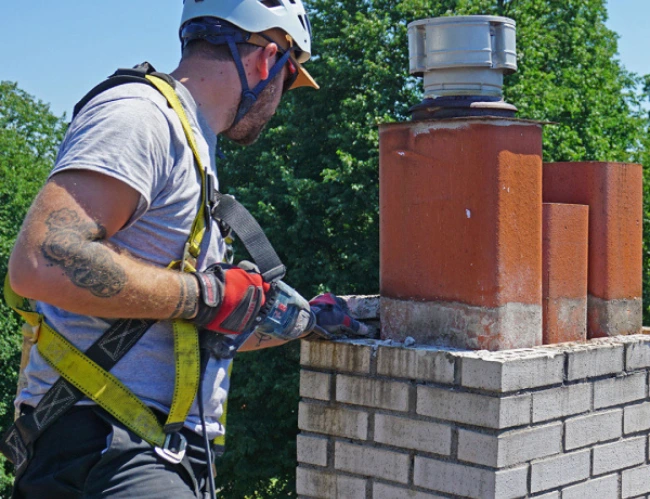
[542,203,588,344]
[592,436,646,475]
[564,409,623,450]
[543,162,643,337]
[627,339,650,370]
[300,340,371,373]
[588,295,643,338]
[300,370,332,401]
[334,441,409,484]
[532,493,560,499]
[532,383,591,422]
[297,434,328,467]
[625,402,650,434]
[381,297,542,351]
[374,414,452,456]
[458,422,562,467]
[376,345,455,384]
[372,483,445,499]
[413,457,528,499]
[493,466,531,499]
[460,349,564,392]
[417,386,530,429]
[594,372,647,409]
[336,375,410,411]
[622,464,650,498]
[457,430,499,467]
[530,449,590,493]
[566,342,625,380]
[561,474,618,499]
[339,295,380,320]
[298,402,368,440]
[296,467,366,499]
[381,121,543,350]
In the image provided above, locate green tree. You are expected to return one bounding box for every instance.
[0,82,66,495]
[215,0,648,496]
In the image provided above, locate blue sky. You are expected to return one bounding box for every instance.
[1,1,648,117]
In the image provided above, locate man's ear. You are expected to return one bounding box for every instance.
[256,43,279,81]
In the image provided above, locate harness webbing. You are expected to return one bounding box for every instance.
[212,192,286,283]
[37,321,168,446]
[145,74,209,272]
[0,65,215,475]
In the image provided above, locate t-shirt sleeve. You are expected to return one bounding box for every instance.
[52,95,173,226]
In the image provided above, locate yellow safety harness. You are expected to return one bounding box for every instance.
[1,70,228,474]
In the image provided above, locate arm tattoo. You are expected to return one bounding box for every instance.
[171,273,199,320]
[255,332,273,347]
[41,208,127,298]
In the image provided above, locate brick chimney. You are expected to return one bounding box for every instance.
[380,16,544,350]
[297,15,647,499]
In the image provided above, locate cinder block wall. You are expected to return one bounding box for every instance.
[298,335,650,498]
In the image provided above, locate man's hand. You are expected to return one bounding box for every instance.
[193,263,270,335]
[309,293,374,338]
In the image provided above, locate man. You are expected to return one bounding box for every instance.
[5,1,357,497]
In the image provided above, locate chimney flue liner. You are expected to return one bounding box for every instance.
[408,15,518,119]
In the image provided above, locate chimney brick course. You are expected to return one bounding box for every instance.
[298,333,650,499]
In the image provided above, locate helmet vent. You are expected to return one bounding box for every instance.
[260,0,282,7]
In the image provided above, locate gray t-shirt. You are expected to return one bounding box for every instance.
[16,79,230,440]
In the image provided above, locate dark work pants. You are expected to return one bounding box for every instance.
[13,406,212,499]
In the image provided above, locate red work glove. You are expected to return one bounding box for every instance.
[193,262,270,335]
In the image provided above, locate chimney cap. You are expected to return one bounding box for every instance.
[408,15,517,27]
[408,15,518,100]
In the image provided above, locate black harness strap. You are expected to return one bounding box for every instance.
[211,193,286,283]
[73,62,174,119]
[1,319,154,477]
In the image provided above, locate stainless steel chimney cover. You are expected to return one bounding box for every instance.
[408,15,517,99]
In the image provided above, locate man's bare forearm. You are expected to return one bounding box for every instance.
[9,189,199,321]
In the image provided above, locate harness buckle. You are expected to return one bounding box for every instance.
[155,432,188,464]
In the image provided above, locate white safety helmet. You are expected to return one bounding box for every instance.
[180,0,318,92]
[181,0,312,64]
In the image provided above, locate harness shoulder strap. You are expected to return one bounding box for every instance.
[72,62,174,118]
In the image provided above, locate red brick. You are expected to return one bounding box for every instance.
[543,162,643,337]
[380,119,543,350]
[542,203,588,344]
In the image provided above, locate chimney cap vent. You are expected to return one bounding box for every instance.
[408,15,517,100]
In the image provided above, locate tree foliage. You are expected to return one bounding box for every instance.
[0,82,66,496]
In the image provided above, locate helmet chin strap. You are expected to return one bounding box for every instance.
[227,38,293,126]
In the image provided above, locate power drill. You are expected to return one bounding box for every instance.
[254,280,317,341]
[198,279,331,359]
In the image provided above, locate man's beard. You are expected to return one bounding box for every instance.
[224,76,282,146]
